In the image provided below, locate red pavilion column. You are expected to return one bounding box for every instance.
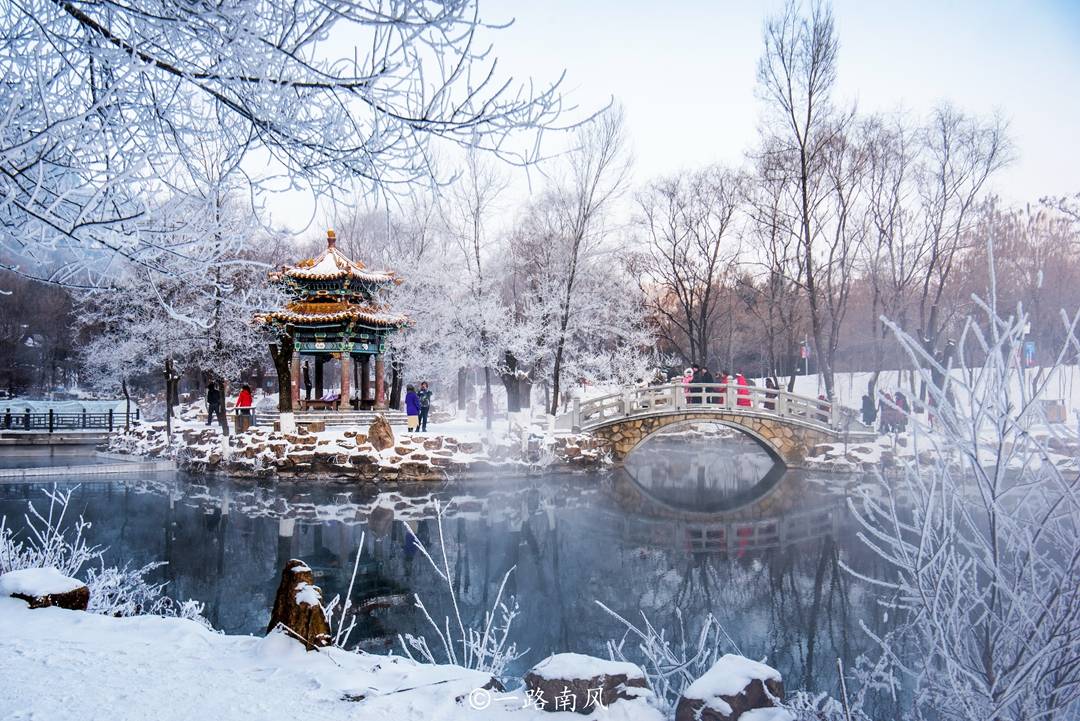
[340,354,351,410]
[374,354,386,409]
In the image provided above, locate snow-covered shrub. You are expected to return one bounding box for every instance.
[849,250,1080,720]
[398,500,522,680]
[1,485,209,627]
[598,605,734,715]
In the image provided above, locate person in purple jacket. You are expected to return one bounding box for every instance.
[405,384,420,432]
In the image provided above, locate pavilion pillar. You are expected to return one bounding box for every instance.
[315,356,325,398]
[290,352,301,407]
[340,354,351,410]
[375,354,386,409]
[360,355,371,407]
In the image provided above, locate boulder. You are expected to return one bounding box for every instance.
[422,437,443,451]
[0,567,89,611]
[368,415,395,451]
[266,559,331,650]
[674,655,784,721]
[523,652,649,714]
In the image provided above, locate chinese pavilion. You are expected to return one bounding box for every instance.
[260,230,406,410]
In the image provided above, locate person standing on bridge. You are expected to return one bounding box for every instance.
[764,376,778,411]
[735,372,751,407]
[700,366,716,404]
[688,365,703,405]
[718,370,730,406]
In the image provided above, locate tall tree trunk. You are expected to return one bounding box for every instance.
[483,366,493,430]
[456,368,468,410]
[122,377,131,431]
[501,351,522,414]
[269,335,294,413]
[389,358,403,410]
[163,358,175,437]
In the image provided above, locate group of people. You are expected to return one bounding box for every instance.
[680,365,758,408]
[205,383,253,426]
[860,389,909,433]
[404,382,432,432]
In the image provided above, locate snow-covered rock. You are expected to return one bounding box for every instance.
[675,654,784,721]
[523,652,650,714]
[0,567,89,611]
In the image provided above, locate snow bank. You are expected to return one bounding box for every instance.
[0,598,662,721]
[0,567,84,596]
[740,709,794,721]
[684,654,782,700]
[529,652,644,681]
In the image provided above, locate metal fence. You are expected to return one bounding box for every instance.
[0,408,139,433]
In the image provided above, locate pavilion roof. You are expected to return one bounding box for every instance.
[269,230,402,285]
[257,302,408,328]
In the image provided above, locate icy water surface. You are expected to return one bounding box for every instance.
[0,423,892,702]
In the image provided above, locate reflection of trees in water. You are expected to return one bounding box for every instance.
[0,474,891,699]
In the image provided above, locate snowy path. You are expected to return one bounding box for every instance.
[0,599,660,721]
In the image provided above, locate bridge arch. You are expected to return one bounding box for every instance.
[627,415,785,464]
[586,410,843,468]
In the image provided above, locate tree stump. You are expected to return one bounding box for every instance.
[266,559,331,650]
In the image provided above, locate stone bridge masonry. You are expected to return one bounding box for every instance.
[589,411,842,468]
[556,382,875,469]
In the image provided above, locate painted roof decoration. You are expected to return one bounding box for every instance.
[258,230,408,329]
[261,304,407,328]
[268,230,402,285]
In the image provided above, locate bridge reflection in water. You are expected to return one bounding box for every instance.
[613,421,843,555]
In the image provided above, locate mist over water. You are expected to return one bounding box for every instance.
[0,430,895,705]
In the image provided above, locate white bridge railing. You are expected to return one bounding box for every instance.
[557,382,849,433]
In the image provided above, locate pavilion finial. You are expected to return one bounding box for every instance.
[327,229,336,249]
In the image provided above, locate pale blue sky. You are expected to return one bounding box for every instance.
[267,1,1080,232]
[490,0,1080,200]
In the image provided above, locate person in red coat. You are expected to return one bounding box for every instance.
[235,384,253,415]
[735,373,751,407]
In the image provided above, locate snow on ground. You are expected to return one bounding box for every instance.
[0,598,663,721]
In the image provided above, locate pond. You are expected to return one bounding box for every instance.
[0,423,893,704]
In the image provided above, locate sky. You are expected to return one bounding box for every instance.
[268,0,1080,233]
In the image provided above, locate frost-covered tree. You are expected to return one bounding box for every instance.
[849,243,1080,720]
[630,165,742,367]
[77,195,286,428]
[0,0,573,289]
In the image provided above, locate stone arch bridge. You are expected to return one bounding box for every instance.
[555,382,874,468]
